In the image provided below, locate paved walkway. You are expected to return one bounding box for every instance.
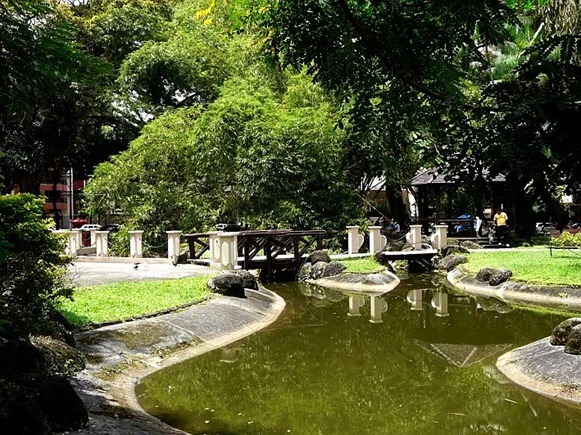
[66,261,286,434]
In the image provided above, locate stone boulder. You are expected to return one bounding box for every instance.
[207,272,246,298]
[298,261,346,281]
[231,270,258,290]
[306,250,331,265]
[564,325,581,355]
[437,255,467,271]
[475,267,496,282]
[460,240,482,250]
[441,245,470,257]
[550,318,581,346]
[489,268,513,286]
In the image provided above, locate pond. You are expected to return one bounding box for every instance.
[136,274,581,434]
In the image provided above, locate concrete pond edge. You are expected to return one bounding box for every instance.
[70,286,286,434]
[447,267,581,407]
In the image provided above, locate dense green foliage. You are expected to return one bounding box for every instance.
[56,276,212,327]
[0,194,71,340]
[3,0,581,245]
[551,232,581,248]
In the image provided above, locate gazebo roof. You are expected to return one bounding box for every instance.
[409,168,505,186]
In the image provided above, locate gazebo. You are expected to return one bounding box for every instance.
[407,167,506,236]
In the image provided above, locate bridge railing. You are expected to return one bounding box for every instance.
[237,230,325,270]
[184,233,210,259]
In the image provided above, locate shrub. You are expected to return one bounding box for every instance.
[552,232,581,248]
[0,194,72,341]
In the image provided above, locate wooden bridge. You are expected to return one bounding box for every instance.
[184,229,325,280]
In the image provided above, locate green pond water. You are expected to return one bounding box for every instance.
[136,274,581,434]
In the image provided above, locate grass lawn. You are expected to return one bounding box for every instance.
[339,256,385,274]
[56,276,213,328]
[465,249,581,287]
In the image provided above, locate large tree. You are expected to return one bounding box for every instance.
[0,0,112,192]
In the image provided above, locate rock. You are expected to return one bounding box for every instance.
[476,267,496,282]
[489,268,513,286]
[550,318,581,346]
[320,261,346,278]
[298,261,346,280]
[461,240,482,249]
[438,255,467,271]
[297,263,312,281]
[231,270,258,290]
[564,325,581,355]
[441,245,469,257]
[306,250,331,265]
[310,261,327,280]
[207,272,246,298]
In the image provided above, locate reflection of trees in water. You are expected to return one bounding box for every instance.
[136,277,578,435]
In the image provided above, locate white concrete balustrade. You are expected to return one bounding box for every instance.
[346,225,364,255]
[94,231,109,257]
[405,224,423,250]
[217,232,239,270]
[368,226,388,253]
[208,231,223,269]
[429,224,448,250]
[129,230,144,258]
[166,231,182,264]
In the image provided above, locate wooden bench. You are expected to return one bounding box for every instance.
[549,228,581,256]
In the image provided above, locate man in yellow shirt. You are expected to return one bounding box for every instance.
[493,208,508,244]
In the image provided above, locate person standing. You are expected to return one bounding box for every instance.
[493,208,509,244]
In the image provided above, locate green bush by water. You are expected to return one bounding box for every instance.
[56,276,213,328]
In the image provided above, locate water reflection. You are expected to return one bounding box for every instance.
[137,275,581,435]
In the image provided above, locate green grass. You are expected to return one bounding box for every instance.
[338,256,385,273]
[465,249,581,287]
[56,276,213,328]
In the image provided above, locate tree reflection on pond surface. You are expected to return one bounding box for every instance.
[137,274,581,434]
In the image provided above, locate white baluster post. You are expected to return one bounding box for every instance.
[369,226,387,253]
[208,231,223,269]
[129,230,144,258]
[95,231,110,257]
[166,231,182,264]
[218,232,239,270]
[71,229,82,255]
[408,224,423,250]
[346,226,363,255]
